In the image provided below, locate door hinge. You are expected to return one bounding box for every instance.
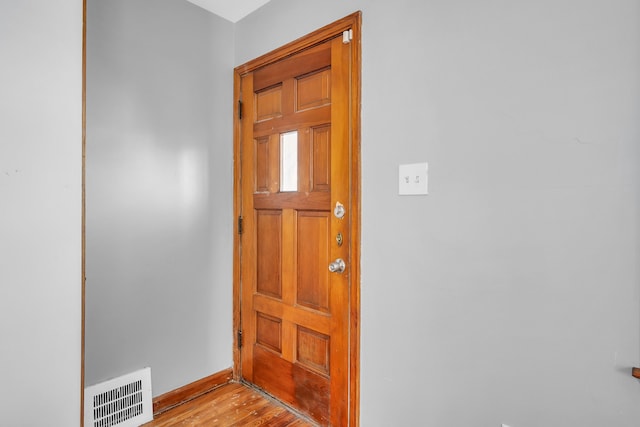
[238,100,243,119]
[237,330,243,349]
[342,29,353,44]
[238,216,243,235]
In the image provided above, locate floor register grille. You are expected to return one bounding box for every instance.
[84,367,153,427]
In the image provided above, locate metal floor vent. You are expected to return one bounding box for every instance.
[84,367,153,427]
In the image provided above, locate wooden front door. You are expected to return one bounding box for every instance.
[233,13,361,427]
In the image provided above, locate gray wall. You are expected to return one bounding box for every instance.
[0,1,83,425]
[84,0,640,424]
[237,0,640,426]
[85,0,234,394]
[3,0,638,424]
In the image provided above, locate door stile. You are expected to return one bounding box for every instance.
[239,73,256,381]
[328,35,352,427]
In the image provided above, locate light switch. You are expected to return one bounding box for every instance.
[399,162,428,195]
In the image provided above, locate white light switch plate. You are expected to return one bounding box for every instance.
[399,162,428,195]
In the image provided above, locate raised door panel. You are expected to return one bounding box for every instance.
[296,211,330,312]
[256,312,282,354]
[255,85,282,122]
[311,125,331,192]
[296,68,331,111]
[297,326,330,376]
[256,210,282,299]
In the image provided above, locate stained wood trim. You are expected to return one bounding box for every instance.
[233,11,362,426]
[232,57,243,381]
[348,13,362,427]
[633,367,640,379]
[235,12,361,76]
[152,368,234,415]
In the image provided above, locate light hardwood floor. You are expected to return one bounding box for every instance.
[143,382,316,426]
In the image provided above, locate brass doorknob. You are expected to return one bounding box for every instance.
[328,258,346,274]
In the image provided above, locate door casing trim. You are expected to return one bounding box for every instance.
[232,11,362,426]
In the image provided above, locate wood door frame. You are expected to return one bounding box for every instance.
[232,11,362,426]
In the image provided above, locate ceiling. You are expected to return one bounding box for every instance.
[186,0,272,23]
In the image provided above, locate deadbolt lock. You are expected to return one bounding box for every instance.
[336,232,343,247]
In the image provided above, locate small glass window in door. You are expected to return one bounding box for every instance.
[280,131,298,192]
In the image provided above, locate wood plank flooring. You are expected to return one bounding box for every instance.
[143,382,316,426]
